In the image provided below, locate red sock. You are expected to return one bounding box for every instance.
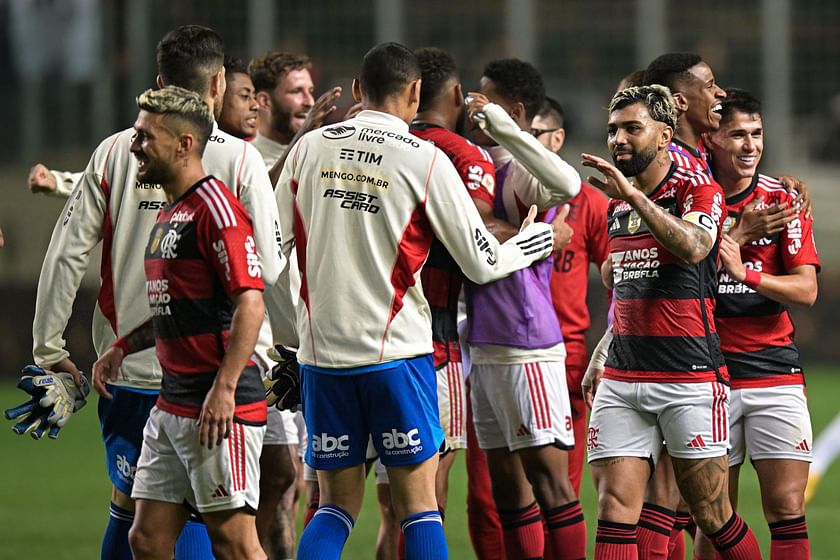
[499,502,544,560]
[668,511,691,559]
[637,502,676,559]
[543,501,586,560]
[708,513,761,560]
[595,520,638,560]
[466,382,507,560]
[566,381,587,496]
[303,488,320,527]
[769,516,809,559]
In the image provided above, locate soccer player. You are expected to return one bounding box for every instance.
[696,88,819,559]
[31,25,282,560]
[274,42,560,560]
[464,59,586,560]
[582,85,761,559]
[93,85,267,560]
[219,56,258,139]
[534,96,610,496]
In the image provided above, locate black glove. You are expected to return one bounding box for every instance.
[265,346,300,412]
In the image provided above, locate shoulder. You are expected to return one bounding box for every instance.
[194,177,250,229]
[756,174,792,201]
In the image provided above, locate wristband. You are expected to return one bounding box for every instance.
[743,268,762,289]
[113,337,131,355]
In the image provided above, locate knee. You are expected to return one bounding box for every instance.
[261,468,296,498]
[763,490,805,523]
[129,524,162,558]
[597,487,642,523]
[528,470,576,508]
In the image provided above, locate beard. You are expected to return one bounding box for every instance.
[137,156,176,186]
[612,143,657,177]
[270,103,297,142]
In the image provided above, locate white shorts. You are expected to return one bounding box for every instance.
[374,457,389,484]
[470,361,574,451]
[263,407,302,446]
[729,385,813,466]
[438,361,467,451]
[587,379,729,464]
[294,411,307,458]
[132,407,264,514]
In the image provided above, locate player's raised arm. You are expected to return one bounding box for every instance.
[423,149,555,285]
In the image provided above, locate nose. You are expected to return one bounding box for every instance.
[715,84,726,98]
[743,134,754,152]
[304,90,315,108]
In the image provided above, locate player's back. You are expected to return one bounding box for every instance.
[282,110,449,368]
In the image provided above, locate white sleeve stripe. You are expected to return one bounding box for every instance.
[196,186,225,229]
[209,178,238,226]
[200,182,232,228]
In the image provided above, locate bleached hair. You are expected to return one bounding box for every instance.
[136,86,214,152]
[608,85,678,131]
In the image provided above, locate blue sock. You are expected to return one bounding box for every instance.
[401,511,448,560]
[297,504,354,560]
[175,519,215,559]
[101,502,133,560]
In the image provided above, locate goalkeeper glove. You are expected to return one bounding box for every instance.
[4,365,90,439]
[265,346,300,412]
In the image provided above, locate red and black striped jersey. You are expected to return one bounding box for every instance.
[605,163,728,383]
[144,176,266,424]
[669,138,711,175]
[411,123,496,368]
[715,174,820,389]
[549,183,610,370]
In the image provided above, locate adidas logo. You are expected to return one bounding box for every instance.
[686,435,707,449]
[516,424,531,437]
[795,440,810,452]
[211,485,229,499]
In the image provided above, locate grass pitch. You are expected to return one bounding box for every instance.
[1,366,839,559]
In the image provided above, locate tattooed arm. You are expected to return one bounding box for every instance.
[582,153,713,264]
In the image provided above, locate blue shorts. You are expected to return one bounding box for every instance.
[97,385,159,495]
[301,354,444,470]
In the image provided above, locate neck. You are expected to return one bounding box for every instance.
[674,116,701,151]
[261,126,292,145]
[717,169,754,198]
[634,150,672,195]
[365,98,412,125]
[413,106,454,131]
[162,160,206,203]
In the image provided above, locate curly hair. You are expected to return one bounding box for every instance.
[415,47,458,111]
[248,52,312,93]
[482,58,545,120]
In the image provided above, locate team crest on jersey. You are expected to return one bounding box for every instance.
[627,211,642,234]
[322,124,356,140]
[149,227,164,255]
[723,215,737,234]
[160,228,181,259]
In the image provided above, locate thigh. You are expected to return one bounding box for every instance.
[133,498,189,552]
[131,407,191,506]
[587,379,662,464]
[385,453,440,521]
[437,361,467,452]
[362,355,444,468]
[98,386,159,495]
[753,458,809,520]
[743,385,813,462]
[300,367,368,470]
[657,381,729,461]
[317,464,367,519]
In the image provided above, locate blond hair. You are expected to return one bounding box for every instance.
[137,86,214,151]
[609,85,678,131]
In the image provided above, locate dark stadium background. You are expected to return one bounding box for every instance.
[0,1,837,558]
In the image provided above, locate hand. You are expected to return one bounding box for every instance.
[718,234,747,282]
[464,92,491,123]
[28,164,57,194]
[301,86,342,133]
[601,258,614,289]
[778,175,811,219]
[727,195,795,244]
[581,153,638,202]
[581,366,604,409]
[343,101,363,120]
[53,357,83,387]
[92,346,125,399]
[265,346,301,411]
[520,204,538,232]
[198,382,235,450]
[550,204,573,252]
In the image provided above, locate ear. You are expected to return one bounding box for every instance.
[453,83,464,108]
[352,79,362,103]
[551,128,566,153]
[672,91,689,114]
[408,78,421,106]
[660,125,674,148]
[509,101,527,127]
[177,133,195,156]
[255,90,272,111]
[210,68,225,99]
[155,75,165,89]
